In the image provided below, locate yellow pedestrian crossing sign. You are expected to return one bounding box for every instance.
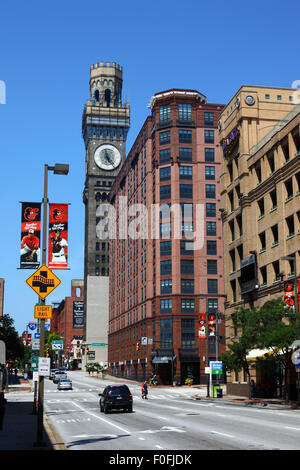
[26,264,61,300]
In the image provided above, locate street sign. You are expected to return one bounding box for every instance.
[31,356,39,372]
[88,351,95,360]
[52,340,64,350]
[91,343,107,347]
[31,339,40,350]
[210,361,223,375]
[38,357,50,376]
[141,337,147,345]
[34,304,53,319]
[26,264,61,300]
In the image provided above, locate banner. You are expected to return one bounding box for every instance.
[48,203,68,269]
[208,313,216,336]
[284,280,295,307]
[20,202,41,269]
[198,313,206,338]
[73,301,84,329]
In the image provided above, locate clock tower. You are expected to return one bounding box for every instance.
[82,61,130,363]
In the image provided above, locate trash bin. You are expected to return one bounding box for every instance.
[217,388,223,398]
[213,385,220,398]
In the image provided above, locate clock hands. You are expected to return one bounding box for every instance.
[104,150,116,168]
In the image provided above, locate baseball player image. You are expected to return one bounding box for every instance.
[20,229,40,262]
[49,228,68,265]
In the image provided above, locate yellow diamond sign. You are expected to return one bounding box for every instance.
[26,264,61,300]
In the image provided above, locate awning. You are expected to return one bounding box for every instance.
[246,348,273,361]
[152,356,172,364]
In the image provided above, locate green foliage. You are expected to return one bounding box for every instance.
[0,314,25,362]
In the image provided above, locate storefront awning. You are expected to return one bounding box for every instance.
[152,356,172,364]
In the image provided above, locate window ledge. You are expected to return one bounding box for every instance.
[271,241,279,248]
[285,195,293,203]
[258,214,265,221]
[269,205,277,213]
[286,233,295,240]
[259,248,266,254]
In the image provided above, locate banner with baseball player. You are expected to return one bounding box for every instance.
[20,202,41,269]
[48,203,68,269]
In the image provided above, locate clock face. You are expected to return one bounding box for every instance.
[94,144,121,170]
[245,95,255,106]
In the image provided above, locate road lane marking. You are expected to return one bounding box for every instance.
[71,401,131,435]
[210,431,234,438]
[285,426,300,431]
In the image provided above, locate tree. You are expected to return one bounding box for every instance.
[221,305,260,395]
[255,297,300,401]
[0,314,25,362]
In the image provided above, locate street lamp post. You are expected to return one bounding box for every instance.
[35,163,69,447]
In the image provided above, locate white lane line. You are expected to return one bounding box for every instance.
[210,431,234,438]
[71,401,131,435]
[285,426,300,431]
[155,445,164,449]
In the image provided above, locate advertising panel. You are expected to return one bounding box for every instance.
[20,202,41,269]
[48,203,68,269]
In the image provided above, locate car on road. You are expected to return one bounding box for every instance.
[49,369,59,380]
[57,378,73,390]
[53,371,67,384]
[99,385,133,414]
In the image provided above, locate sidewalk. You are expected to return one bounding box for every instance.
[0,373,66,451]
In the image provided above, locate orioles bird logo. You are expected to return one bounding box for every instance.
[24,207,39,221]
[52,208,64,221]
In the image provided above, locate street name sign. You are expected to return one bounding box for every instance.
[52,340,64,350]
[210,361,223,375]
[34,304,53,319]
[26,265,61,300]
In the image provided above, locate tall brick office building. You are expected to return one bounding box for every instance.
[108,89,225,384]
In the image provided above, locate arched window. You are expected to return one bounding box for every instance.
[95,192,101,201]
[105,89,111,107]
[94,89,99,104]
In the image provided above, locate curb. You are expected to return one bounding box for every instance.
[44,415,68,450]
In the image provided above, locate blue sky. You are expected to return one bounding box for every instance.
[0,0,299,334]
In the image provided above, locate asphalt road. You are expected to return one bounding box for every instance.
[41,371,300,451]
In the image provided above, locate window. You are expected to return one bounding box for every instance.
[285,178,293,200]
[258,198,265,218]
[207,240,217,255]
[207,260,218,274]
[179,166,193,179]
[205,148,215,162]
[161,279,172,294]
[206,221,216,236]
[96,242,100,251]
[259,231,266,252]
[277,95,282,101]
[208,279,218,294]
[206,184,216,198]
[208,299,218,313]
[180,240,194,254]
[181,299,195,313]
[271,224,278,246]
[179,103,192,121]
[159,130,170,145]
[204,112,214,126]
[160,166,171,181]
[265,94,270,99]
[181,331,195,349]
[286,215,295,237]
[160,185,171,200]
[181,279,194,293]
[181,259,194,274]
[181,221,194,236]
[160,241,172,256]
[160,298,172,314]
[205,166,215,180]
[161,259,172,275]
[180,184,193,198]
[179,129,192,143]
[206,203,216,217]
[159,104,170,122]
[160,319,172,348]
[179,148,193,162]
[159,148,171,164]
[204,130,214,143]
[160,222,172,238]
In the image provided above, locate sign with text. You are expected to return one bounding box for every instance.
[34,305,53,319]
[73,301,84,329]
[38,357,50,376]
[48,203,68,269]
[52,340,64,350]
[20,202,41,269]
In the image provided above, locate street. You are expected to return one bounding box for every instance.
[35,372,300,450]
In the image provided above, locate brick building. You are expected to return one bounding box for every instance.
[108,89,225,384]
[51,279,84,368]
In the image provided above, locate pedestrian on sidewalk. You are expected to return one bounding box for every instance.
[250,379,256,399]
[0,392,7,430]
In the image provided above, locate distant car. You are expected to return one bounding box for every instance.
[53,371,67,384]
[99,385,133,414]
[49,369,59,380]
[57,378,72,390]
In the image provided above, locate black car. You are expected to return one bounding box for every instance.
[99,385,133,413]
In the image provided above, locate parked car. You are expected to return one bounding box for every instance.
[53,371,67,384]
[99,385,133,414]
[57,378,72,390]
[49,369,59,380]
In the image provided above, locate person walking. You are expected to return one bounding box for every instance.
[142,381,148,399]
[0,392,7,430]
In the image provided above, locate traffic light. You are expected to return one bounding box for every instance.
[46,347,50,357]
[136,341,140,352]
[86,347,90,355]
